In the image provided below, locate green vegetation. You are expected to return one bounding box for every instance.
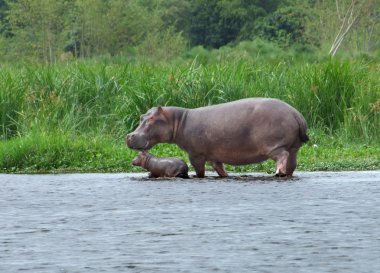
[0,0,379,173]
[1,131,379,174]
[0,56,379,173]
[0,0,379,62]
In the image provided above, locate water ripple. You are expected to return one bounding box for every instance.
[0,171,380,273]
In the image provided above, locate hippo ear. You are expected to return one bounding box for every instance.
[156,106,163,114]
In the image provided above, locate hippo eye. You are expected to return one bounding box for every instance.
[153,119,165,126]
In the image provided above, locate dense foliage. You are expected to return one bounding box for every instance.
[0,0,379,61]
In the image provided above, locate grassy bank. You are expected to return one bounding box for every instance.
[1,58,379,173]
[0,130,379,174]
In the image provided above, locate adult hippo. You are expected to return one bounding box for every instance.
[126,98,308,178]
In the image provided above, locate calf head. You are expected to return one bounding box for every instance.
[132,151,148,167]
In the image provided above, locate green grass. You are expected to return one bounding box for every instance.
[0,130,379,174]
[0,57,379,173]
[0,131,137,173]
[1,58,379,140]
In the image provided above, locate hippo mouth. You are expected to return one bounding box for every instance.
[133,141,151,151]
[127,136,151,151]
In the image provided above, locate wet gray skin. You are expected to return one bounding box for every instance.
[132,151,189,178]
[126,98,308,178]
[1,171,380,273]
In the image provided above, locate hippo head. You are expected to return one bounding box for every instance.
[132,153,143,166]
[132,151,148,167]
[126,106,173,151]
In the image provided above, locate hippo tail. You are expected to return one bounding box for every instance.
[294,113,309,143]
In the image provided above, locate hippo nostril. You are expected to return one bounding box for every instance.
[126,134,134,145]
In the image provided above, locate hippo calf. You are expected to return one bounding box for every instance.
[127,98,308,178]
[132,151,189,178]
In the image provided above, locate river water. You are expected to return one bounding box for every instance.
[0,171,379,273]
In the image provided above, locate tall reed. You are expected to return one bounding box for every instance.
[0,58,379,142]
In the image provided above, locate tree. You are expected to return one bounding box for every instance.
[70,0,109,57]
[0,0,11,37]
[156,0,191,33]
[0,0,187,61]
[106,0,162,55]
[351,0,380,52]
[307,0,380,56]
[329,0,361,56]
[66,0,165,57]
[254,5,313,47]
[5,0,69,62]
[188,0,283,48]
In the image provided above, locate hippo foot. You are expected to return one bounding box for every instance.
[275,172,287,177]
[176,174,190,179]
[192,175,205,178]
[275,173,293,179]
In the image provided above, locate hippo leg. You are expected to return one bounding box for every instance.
[269,149,289,177]
[285,148,299,176]
[189,155,206,178]
[212,162,228,177]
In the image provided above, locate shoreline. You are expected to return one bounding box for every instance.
[1,170,379,177]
